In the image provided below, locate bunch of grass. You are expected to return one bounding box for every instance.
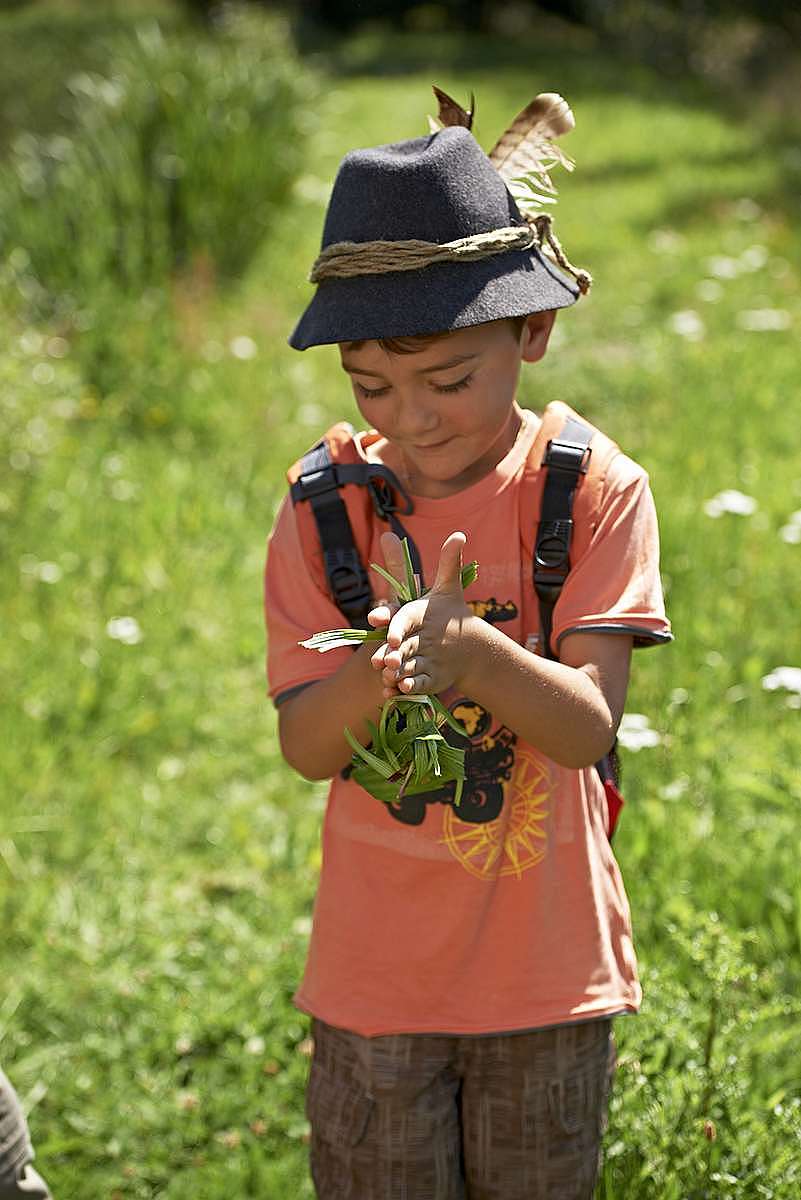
[301,539,478,804]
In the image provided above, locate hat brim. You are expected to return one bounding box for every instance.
[288,246,580,351]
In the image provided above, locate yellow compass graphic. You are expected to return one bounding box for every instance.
[441,747,553,880]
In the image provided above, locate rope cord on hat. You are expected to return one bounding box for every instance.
[309,218,592,294]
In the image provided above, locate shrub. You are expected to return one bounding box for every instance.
[0,5,313,427]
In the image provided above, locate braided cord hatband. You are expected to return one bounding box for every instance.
[308,215,592,293]
[309,224,536,283]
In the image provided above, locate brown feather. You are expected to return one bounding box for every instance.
[432,85,474,130]
[488,92,575,183]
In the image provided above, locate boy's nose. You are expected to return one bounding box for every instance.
[395,395,440,441]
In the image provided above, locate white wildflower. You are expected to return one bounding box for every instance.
[35,561,62,583]
[736,309,791,332]
[705,255,740,279]
[106,616,143,644]
[703,489,758,518]
[230,335,258,360]
[739,245,768,272]
[761,667,801,696]
[617,713,662,752]
[669,310,705,340]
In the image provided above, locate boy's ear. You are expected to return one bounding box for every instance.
[520,310,557,363]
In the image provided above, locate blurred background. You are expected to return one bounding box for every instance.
[1,1,800,1196]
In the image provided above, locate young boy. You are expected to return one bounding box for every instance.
[264,118,671,1198]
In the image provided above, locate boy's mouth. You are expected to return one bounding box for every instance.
[412,437,452,452]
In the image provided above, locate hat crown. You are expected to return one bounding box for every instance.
[321,126,521,248]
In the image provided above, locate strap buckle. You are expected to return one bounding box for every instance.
[543,439,592,474]
[295,463,340,500]
[324,548,371,616]
[534,518,573,572]
[366,469,414,519]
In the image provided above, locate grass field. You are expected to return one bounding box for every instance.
[2,6,801,1196]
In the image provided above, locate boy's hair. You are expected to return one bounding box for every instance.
[344,315,529,357]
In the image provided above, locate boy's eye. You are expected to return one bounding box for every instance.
[354,381,391,399]
[435,373,473,394]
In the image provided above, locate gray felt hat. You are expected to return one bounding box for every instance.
[289,125,580,351]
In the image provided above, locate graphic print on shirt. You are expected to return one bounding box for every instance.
[442,744,553,879]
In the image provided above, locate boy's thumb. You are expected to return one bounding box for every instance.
[433,531,467,593]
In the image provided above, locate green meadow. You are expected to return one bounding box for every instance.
[1,4,800,1196]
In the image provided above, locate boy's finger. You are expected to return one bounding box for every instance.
[386,603,416,649]
[432,531,467,594]
[367,604,393,628]
[371,643,389,669]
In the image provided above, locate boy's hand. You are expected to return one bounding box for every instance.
[370,530,474,699]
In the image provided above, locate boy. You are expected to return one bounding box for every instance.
[264,116,671,1198]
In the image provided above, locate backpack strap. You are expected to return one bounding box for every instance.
[534,414,593,660]
[523,401,626,840]
[288,423,422,628]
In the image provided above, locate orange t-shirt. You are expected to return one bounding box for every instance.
[264,409,672,1037]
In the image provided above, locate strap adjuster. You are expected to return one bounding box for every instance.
[543,439,592,474]
[295,464,340,500]
[534,518,573,571]
[324,548,371,611]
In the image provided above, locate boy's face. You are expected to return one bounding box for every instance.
[338,313,555,499]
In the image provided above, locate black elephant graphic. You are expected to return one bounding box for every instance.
[385,699,517,827]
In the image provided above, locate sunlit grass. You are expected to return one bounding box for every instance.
[1,14,800,1199]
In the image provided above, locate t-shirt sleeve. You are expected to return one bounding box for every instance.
[551,452,673,651]
[264,493,355,705]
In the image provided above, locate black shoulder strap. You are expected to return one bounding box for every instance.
[290,441,422,628]
[533,415,623,830]
[534,415,593,661]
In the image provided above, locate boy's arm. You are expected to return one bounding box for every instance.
[277,643,387,781]
[373,531,632,769]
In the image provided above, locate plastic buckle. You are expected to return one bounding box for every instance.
[366,470,414,518]
[296,464,340,500]
[533,569,568,605]
[534,518,573,571]
[543,439,592,474]
[324,548,371,608]
[367,476,397,519]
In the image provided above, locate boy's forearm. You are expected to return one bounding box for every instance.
[456,618,616,768]
[278,644,387,781]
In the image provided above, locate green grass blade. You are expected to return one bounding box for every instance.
[370,562,410,601]
[343,726,395,779]
[460,560,479,589]
[401,537,418,600]
[429,694,470,737]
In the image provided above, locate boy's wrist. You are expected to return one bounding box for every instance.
[453,613,493,696]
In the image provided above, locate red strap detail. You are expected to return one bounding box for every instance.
[603,779,625,841]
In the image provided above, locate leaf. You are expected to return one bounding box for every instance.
[343,727,395,779]
[460,560,479,590]
[429,694,470,737]
[402,537,418,600]
[299,628,384,652]
[488,92,575,189]
[432,85,474,130]
[370,562,409,601]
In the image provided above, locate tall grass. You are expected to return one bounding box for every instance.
[1,12,800,1198]
[0,5,313,429]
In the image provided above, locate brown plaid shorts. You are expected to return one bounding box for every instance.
[306,1015,617,1200]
